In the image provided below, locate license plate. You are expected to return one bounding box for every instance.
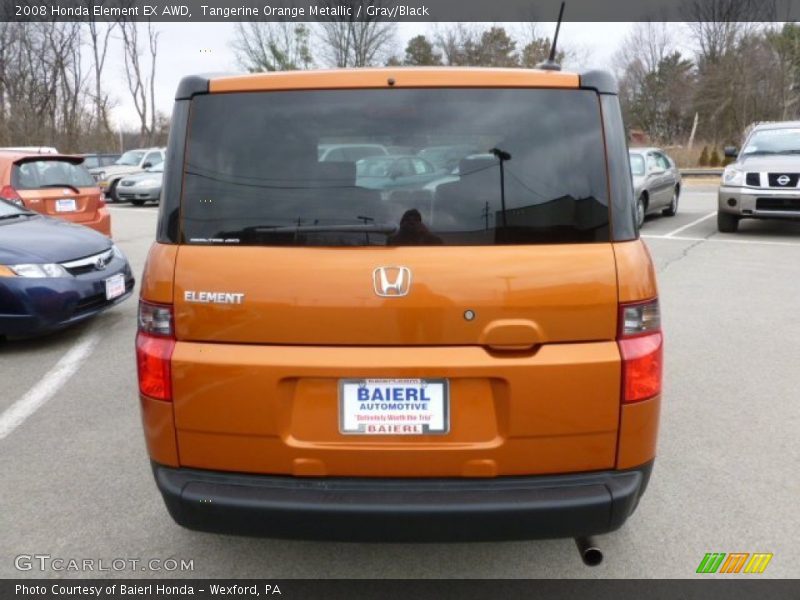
[55,198,77,212]
[104,273,126,300]
[339,378,449,435]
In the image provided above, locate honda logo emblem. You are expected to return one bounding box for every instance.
[373,266,412,297]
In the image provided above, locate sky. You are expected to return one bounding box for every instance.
[104,21,637,130]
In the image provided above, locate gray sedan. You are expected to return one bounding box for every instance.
[629,147,682,227]
[116,164,163,206]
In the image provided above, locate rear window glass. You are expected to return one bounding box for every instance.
[181,88,610,246]
[12,160,95,190]
[629,154,645,176]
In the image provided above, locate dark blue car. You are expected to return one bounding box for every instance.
[0,199,134,337]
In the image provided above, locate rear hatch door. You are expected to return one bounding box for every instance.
[13,157,101,223]
[168,84,624,477]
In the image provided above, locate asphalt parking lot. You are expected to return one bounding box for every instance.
[1,182,798,579]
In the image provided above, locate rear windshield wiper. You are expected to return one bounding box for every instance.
[38,183,81,194]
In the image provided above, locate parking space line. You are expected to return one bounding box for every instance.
[642,234,800,247]
[662,212,716,237]
[0,333,100,441]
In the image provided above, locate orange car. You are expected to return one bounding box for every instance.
[0,151,111,236]
[137,68,661,555]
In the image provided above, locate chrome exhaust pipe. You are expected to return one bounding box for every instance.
[574,536,603,566]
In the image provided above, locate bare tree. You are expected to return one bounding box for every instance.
[432,23,480,66]
[767,23,800,120]
[613,21,675,79]
[316,1,396,67]
[316,20,351,67]
[614,23,696,143]
[0,22,15,142]
[683,0,778,143]
[85,16,117,137]
[683,0,772,63]
[50,22,88,149]
[232,22,312,71]
[120,20,159,145]
[147,23,157,140]
[0,22,98,150]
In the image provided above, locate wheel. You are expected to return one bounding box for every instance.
[107,180,119,203]
[717,211,739,233]
[636,194,647,228]
[662,186,679,216]
[131,200,145,207]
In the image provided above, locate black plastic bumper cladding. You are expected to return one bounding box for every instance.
[152,462,652,542]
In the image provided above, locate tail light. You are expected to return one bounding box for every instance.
[618,299,663,403]
[98,194,107,207]
[136,301,175,401]
[0,185,23,206]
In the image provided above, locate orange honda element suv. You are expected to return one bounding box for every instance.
[0,152,111,236]
[137,68,662,550]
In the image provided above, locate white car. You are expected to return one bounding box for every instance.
[0,146,59,154]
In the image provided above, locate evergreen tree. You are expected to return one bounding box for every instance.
[698,146,709,166]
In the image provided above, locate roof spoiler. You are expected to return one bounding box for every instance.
[175,72,233,100]
[579,70,618,95]
[11,154,85,164]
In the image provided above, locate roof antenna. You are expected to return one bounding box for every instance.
[537,1,566,71]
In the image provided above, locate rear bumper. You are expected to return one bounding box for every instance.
[65,208,111,236]
[82,208,111,236]
[117,187,160,202]
[152,461,653,542]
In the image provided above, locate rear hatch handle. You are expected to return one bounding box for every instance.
[479,319,544,352]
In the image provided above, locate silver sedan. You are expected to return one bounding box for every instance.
[629,147,682,227]
[116,164,163,206]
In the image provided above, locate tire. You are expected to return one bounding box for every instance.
[662,186,679,216]
[107,180,119,203]
[636,194,647,228]
[717,211,740,233]
[131,200,145,207]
